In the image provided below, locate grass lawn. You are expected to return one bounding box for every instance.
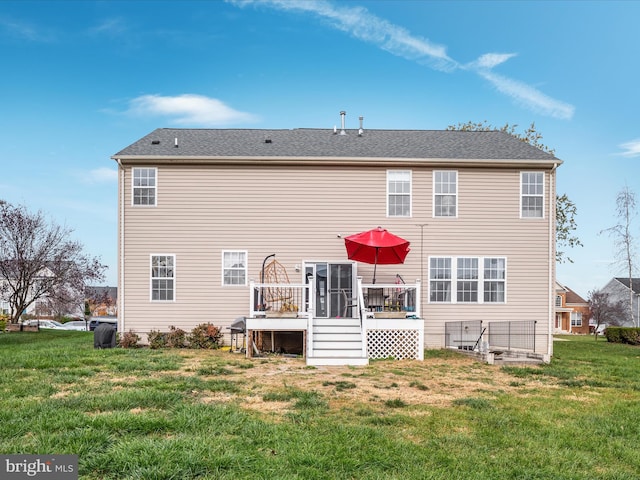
[1,331,639,479]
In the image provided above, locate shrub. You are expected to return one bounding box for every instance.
[118,330,141,348]
[165,326,188,348]
[147,329,167,349]
[605,327,640,345]
[189,323,224,349]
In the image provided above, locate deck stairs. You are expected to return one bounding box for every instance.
[306,316,369,366]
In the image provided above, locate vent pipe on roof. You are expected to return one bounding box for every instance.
[174,137,179,148]
[339,111,347,135]
[358,116,364,136]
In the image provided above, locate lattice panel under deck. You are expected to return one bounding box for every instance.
[367,329,420,360]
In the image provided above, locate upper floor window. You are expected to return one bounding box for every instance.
[521,172,544,218]
[133,168,157,206]
[387,170,411,217]
[151,254,174,301]
[223,251,247,286]
[434,170,457,217]
[555,295,563,307]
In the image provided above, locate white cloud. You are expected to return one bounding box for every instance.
[230,0,457,71]
[476,70,575,120]
[470,53,517,70]
[80,167,118,184]
[0,17,53,42]
[618,139,640,157]
[229,0,574,119]
[127,94,258,126]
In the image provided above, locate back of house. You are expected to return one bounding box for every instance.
[112,123,560,360]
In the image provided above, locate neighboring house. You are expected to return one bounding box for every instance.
[599,277,640,327]
[112,120,560,365]
[554,281,590,334]
[86,286,118,316]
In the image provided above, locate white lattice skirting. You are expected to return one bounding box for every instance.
[367,329,420,360]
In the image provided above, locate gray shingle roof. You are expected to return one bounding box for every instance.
[113,128,559,161]
[615,278,640,294]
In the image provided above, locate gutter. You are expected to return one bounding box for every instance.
[115,158,125,333]
[111,155,563,170]
[548,162,558,358]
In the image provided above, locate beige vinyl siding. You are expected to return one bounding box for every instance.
[119,163,553,352]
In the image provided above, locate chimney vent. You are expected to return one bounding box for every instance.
[174,137,179,148]
[339,111,347,135]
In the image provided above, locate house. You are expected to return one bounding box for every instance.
[112,118,560,365]
[554,281,590,334]
[599,277,640,327]
[85,286,118,316]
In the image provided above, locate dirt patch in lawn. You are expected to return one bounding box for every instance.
[177,350,552,415]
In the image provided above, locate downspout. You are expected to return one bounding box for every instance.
[116,158,125,333]
[548,163,558,358]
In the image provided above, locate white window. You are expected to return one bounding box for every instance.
[133,167,157,206]
[555,295,563,307]
[387,170,411,217]
[151,255,175,301]
[429,256,506,303]
[571,312,582,327]
[223,251,247,286]
[434,170,457,217]
[429,257,451,302]
[457,257,478,302]
[521,172,544,218]
[483,258,506,303]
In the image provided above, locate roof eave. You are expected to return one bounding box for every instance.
[111,155,562,169]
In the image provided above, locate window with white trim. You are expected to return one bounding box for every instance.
[555,295,563,307]
[151,255,174,301]
[429,257,451,302]
[133,167,157,206]
[434,170,457,217]
[521,172,544,218]
[571,311,582,327]
[457,257,478,302]
[430,256,506,303]
[483,258,506,303]
[223,251,247,286]
[387,170,411,217]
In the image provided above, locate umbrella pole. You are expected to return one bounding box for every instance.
[372,248,378,284]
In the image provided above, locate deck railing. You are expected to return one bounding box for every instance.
[248,280,311,319]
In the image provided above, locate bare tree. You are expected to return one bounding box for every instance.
[0,202,106,324]
[601,186,638,326]
[447,121,582,263]
[588,289,629,337]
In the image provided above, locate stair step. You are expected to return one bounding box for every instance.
[313,318,360,327]
[313,325,361,334]
[307,356,369,366]
[313,340,363,349]
[312,333,362,342]
[311,348,364,357]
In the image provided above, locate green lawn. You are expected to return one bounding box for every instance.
[1,331,638,479]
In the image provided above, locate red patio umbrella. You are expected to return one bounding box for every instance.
[344,226,410,283]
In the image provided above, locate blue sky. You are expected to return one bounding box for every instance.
[1,0,639,298]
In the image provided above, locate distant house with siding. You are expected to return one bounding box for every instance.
[112,119,560,364]
[599,277,640,327]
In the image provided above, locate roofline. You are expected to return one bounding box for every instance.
[111,155,562,169]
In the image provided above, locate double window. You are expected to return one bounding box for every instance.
[521,172,544,218]
[223,251,247,286]
[151,255,174,301]
[434,170,457,217]
[429,256,506,303]
[133,167,157,206]
[387,170,411,217]
[571,312,582,327]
